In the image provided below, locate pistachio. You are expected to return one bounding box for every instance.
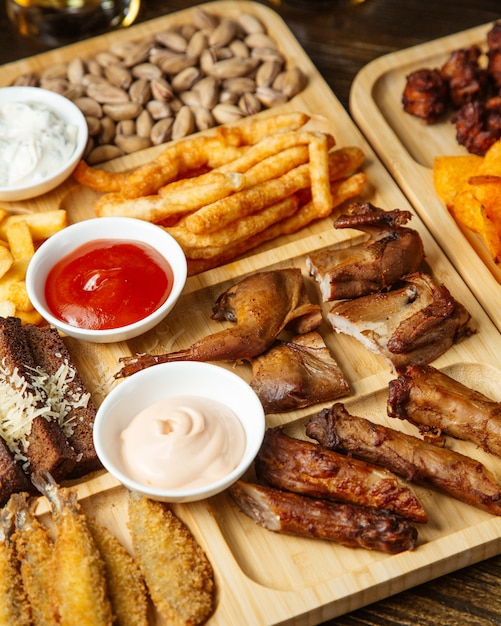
[116,119,136,136]
[86,115,101,136]
[151,77,174,102]
[146,100,173,120]
[87,82,129,104]
[74,96,103,118]
[150,117,174,145]
[131,63,162,81]
[87,144,124,164]
[105,63,133,90]
[67,57,86,84]
[102,102,143,121]
[115,134,152,153]
[208,57,258,79]
[155,30,188,53]
[98,116,116,144]
[136,109,154,138]
[129,78,152,105]
[171,106,195,140]
[192,8,219,32]
[171,66,201,92]
[238,13,266,35]
[209,18,238,49]
[211,103,246,124]
[192,106,216,131]
[186,30,208,58]
[238,92,262,116]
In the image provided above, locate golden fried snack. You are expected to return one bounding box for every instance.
[128,491,214,626]
[87,519,149,626]
[184,162,312,234]
[170,195,300,255]
[186,173,367,275]
[9,493,58,625]
[33,473,113,626]
[0,506,32,625]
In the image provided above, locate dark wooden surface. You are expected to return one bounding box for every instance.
[3,1,501,624]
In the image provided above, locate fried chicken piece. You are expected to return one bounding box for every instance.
[32,472,113,626]
[453,98,501,156]
[306,202,425,300]
[87,519,149,626]
[116,268,322,378]
[306,403,501,516]
[255,427,427,523]
[388,363,501,458]
[250,331,349,413]
[229,480,418,554]
[9,492,58,626]
[440,45,489,108]
[487,21,501,89]
[0,506,31,625]
[402,68,449,123]
[327,272,473,372]
[128,491,215,626]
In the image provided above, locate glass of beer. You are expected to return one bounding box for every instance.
[7,0,141,46]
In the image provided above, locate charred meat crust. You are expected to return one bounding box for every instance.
[229,480,418,554]
[307,403,501,516]
[255,426,427,523]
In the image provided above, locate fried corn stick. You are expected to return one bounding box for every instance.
[328,146,365,181]
[186,172,367,275]
[217,130,330,177]
[232,111,310,144]
[33,473,113,626]
[236,145,310,188]
[184,162,311,234]
[0,506,31,625]
[309,133,334,213]
[170,195,300,254]
[128,491,214,626]
[87,519,148,626]
[73,160,128,193]
[9,492,57,626]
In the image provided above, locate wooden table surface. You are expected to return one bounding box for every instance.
[2,0,501,624]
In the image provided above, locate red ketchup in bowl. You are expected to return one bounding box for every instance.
[45,239,173,330]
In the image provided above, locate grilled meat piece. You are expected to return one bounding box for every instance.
[250,331,349,413]
[402,68,449,123]
[487,21,501,89]
[229,480,418,554]
[327,272,473,372]
[307,403,501,516]
[306,202,425,301]
[255,427,427,523]
[440,45,489,108]
[24,325,101,478]
[116,268,322,377]
[453,98,501,156]
[388,363,501,458]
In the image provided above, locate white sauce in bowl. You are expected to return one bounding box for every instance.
[0,101,78,187]
[120,395,247,491]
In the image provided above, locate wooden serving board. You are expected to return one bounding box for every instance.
[4,3,501,624]
[349,20,501,334]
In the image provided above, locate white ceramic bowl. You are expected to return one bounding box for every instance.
[94,361,266,502]
[26,217,187,343]
[0,86,88,201]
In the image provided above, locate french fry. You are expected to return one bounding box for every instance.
[0,246,14,280]
[5,220,35,261]
[0,210,68,240]
[8,281,31,312]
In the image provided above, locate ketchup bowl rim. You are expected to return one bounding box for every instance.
[0,86,88,201]
[93,361,266,503]
[26,216,187,343]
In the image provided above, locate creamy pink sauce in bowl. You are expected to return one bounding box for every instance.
[93,361,265,503]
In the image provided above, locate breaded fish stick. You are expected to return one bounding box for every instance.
[87,518,148,626]
[33,473,113,626]
[0,506,31,625]
[9,492,58,626]
[128,491,215,626]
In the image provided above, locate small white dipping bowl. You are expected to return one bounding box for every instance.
[94,361,266,502]
[26,217,187,343]
[0,86,88,201]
